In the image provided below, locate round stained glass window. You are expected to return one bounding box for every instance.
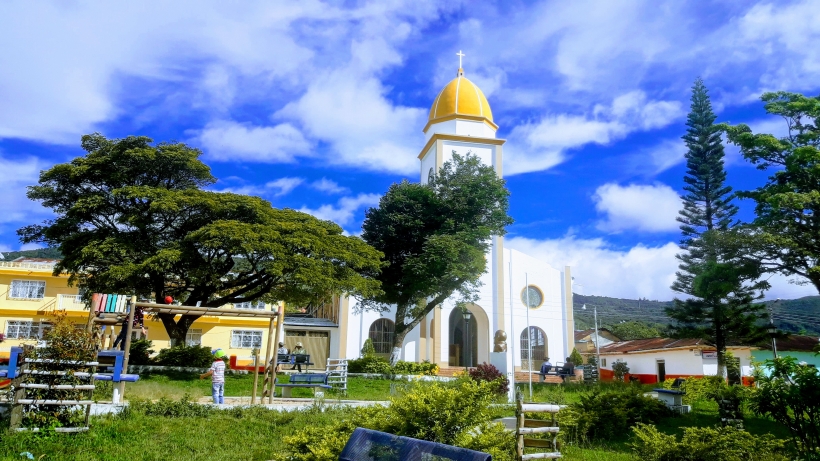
[522,286,543,308]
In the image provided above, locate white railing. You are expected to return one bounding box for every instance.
[57,294,85,310]
[0,261,57,270]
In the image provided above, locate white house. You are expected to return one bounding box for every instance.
[597,338,755,385]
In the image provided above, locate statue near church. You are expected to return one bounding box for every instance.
[493,330,507,352]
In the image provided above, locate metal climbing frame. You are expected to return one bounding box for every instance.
[325,358,348,392]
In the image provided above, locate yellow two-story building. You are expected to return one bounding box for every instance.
[0,258,336,369]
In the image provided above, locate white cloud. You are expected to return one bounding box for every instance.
[277,69,425,174]
[214,176,303,197]
[507,234,818,301]
[0,155,49,224]
[507,235,681,300]
[627,139,688,175]
[311,178,348,194]
[197,121,312,163]
[505,91,683,175]
[299,193,380,226]
[594,183,681,233]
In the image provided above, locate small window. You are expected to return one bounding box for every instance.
[186,328,202,346]
[234,301,266,310]
[231,330,263,348]
[521,285,543,308]
[601,358,607,367]
[428,167,435,183]
[10,280,46,299]
[5,321,51,339]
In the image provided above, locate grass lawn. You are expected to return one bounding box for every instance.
[98,371,396,402]
[2,374,792,461]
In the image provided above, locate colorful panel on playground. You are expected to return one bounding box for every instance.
[92,293,129,312]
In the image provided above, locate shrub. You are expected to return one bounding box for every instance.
[661,376,733,405]
[560,389,673,443]
[631,423,788,461]
[23,312,96,430]
[128,338,154,365]
[393,360,439,376]
[612,361,630,381]
[130,394,218,418]
[569,347,584,365]
[153,344,215,368]
[347,355,391,374]
[274,379,504,460]
[360,338,376,357]
[750,356,820,458]
[468,362,509,395]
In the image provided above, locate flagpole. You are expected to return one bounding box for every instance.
[509,258,516,402]
[526,272,532,400]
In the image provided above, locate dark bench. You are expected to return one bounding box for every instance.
[274,373,331,397]
[539,362,576,382]
[340,427,491,461]
[277,354,314,371]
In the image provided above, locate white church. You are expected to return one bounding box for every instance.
[318,61,576,373]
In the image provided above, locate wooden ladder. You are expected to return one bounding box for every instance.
[515,393,562,460]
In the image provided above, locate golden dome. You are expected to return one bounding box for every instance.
[428,69,493,124]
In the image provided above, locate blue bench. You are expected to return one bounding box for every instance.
[339,427,491,461]
[274,373,331,397]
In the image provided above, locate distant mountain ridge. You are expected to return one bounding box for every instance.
[573,293,820,336]
[0,248,62,260]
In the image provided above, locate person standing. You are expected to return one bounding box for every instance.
[200,349,226,404]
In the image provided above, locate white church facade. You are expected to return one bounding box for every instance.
[335,63,576,372]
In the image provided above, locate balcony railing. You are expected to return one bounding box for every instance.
[0,261,58,270]
[58,294,85,310]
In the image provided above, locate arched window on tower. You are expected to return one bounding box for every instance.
[369,318,395,355]
[520,326,548,370]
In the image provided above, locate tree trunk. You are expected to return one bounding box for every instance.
[157,313,202,346]
[389,328,410,367]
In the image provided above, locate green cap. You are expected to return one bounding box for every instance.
[213,349,226,358]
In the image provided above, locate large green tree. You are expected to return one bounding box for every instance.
[361,153,512,365]
[19,133,382,343]
[722,92,820,293]
[667,80,768,377]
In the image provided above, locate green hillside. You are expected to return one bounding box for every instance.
[573,293,820,336]
[0,248,62,260]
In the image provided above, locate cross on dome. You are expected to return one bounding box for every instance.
[456,50,465,69]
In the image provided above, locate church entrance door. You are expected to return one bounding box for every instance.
[448,308,478,367]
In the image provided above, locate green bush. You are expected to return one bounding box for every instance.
[274,379,506,460]
[560,389,673,443]
[128,338,154,365]
[360,338,376,357]
[393,360,438,376]
[153,344,215,368]
[612,361,630,381]
[348,357,438,376]
[661,376,731,405]
[631,423,788,461]
[751,356,820,459]
[130,394,218,418]
[569,347,584,365]
[347,355,392,374]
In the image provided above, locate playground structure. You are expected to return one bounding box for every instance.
[1,346,137,432]
[515,393,562,460]
[86,294,285,404]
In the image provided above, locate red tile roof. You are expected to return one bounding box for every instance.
[760,335,820,352]
[598,337,706,354]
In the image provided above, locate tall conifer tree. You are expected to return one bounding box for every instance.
[667,79,768,378]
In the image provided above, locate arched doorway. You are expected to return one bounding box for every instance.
[448,308,478,367]
[520,326,548,371]
[369,318,395,357]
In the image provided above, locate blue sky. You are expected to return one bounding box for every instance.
[1,0,819,301]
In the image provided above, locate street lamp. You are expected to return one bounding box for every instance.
[582,304,601,378]
[462,309,473,369]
